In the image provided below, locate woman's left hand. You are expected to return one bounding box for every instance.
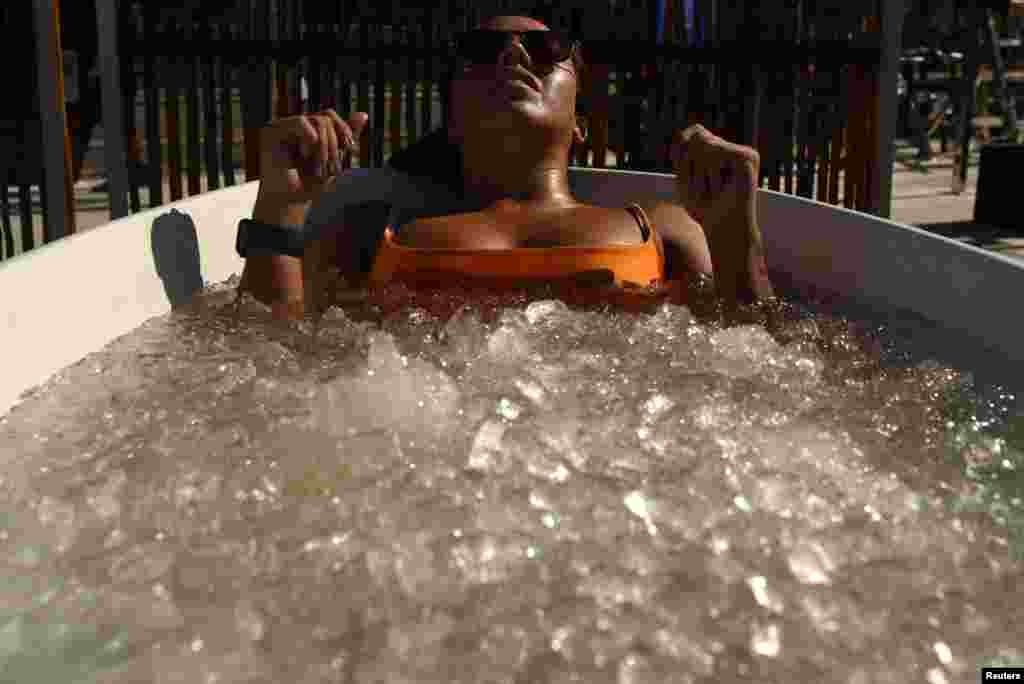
[671,124,759,231]
[670,124,773,304]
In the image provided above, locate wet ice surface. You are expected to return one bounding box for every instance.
[1,275,1023,684]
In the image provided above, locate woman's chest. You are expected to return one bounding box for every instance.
[396,206,644,249]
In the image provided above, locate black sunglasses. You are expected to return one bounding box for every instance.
[453,29,577,67]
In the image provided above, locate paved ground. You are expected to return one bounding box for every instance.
[4,139,1023,262]
[889,142,1024,261]
[2,170,248,254]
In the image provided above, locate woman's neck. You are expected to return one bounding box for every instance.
[459,144,578,212]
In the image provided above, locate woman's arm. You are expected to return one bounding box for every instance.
[239,109,368,320]
[669,125,774,306]
[644,198,774,307]
[701,206,774,306]
[238,186,313,319]
[240,199,386,321]
[641,201,713,280]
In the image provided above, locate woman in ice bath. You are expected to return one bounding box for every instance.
[236,14,774,320]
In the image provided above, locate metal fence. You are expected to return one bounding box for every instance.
[4,0,900,260]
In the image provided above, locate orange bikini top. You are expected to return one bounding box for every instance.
[367,204,665,291]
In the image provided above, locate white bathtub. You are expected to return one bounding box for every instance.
[2,167,1023,417]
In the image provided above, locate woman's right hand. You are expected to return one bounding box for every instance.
[257,109,369,207]
[245,110,368,320]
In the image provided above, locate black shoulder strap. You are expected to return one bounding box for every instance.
[625,203,651,242]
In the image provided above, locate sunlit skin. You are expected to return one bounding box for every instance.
[241,15,773,319]
[449,15,584,212]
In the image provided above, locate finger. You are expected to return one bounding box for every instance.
[298,117,321,178]
[714,138,761,177]
[348,111,370,141]
[678,123,705,145]
[317,117,330,177]
[689,156,700,205]
[678,126,711,196]
[699,140,729,195]
[289,115,319,166]
[320,109,356,155]
[321,115,340,176]
[675,161,691,201]
[712,136,756,161]
[672,136,690,194]
[720,158,737,192]
[711,154,728,196]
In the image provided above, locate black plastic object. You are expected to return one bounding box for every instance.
[974,143,1024,231]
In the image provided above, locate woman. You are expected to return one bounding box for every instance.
[238,15,773,321]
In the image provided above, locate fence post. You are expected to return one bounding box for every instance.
[33,0,74,239]
[96,0,129,219]
[869,0,905,218]
[241,0,274,180]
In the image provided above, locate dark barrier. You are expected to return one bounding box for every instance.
[7,0,894,259]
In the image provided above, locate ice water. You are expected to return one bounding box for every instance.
[0,275,1021,684]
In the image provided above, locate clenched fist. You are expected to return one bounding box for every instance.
[671,124,772,304]
[671,123,759,231]
[258,109,369,203]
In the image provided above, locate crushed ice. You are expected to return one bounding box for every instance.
[0,276,1021,683]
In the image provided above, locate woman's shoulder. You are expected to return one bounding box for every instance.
[566,203,652,243]
[565,201,712,279]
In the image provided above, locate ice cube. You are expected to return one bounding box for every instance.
[109,543,175,585]
[34,496,77,553]
[641,393,675,421]
[392,537,438,597]
[451,536,522,585]
[787,540,836,585]
[623,491,658,536]
[750,622,781,657]
[514,379,548,407]
[524,299,571,325]
[440,307,487,364]
[234,600,265,643]
[745,575,784,613]
[708,325,780,378]
[467,420,507,473]
[496,397,523,420]
[486,324,532,363]
[314,334,460,439]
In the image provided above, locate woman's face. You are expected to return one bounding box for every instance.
[449,16,581,147]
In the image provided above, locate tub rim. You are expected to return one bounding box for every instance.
[1,167,1022,418]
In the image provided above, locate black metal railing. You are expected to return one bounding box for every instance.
[3,0,888,260]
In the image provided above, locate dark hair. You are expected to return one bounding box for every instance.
[388,38,588,194]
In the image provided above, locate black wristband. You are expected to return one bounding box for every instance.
[236,218,306,259]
